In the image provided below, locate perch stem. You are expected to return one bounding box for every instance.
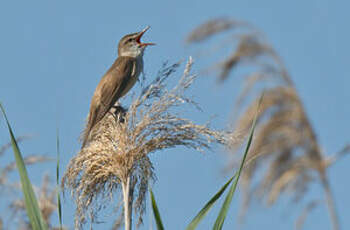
[320,173,340,230]
[122,175,133,230]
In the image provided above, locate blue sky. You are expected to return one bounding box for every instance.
[0,0,349,229]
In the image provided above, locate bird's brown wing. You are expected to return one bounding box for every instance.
[81,56,136,148]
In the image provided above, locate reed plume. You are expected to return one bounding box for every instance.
[10,174,62,230]
[0,137,54,229]
[62,57,235,229]
[187,18,349,230]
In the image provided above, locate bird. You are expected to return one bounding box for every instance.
[81,26,155,148]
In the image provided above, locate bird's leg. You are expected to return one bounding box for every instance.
[111,102,127,123]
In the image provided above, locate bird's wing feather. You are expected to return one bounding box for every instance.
[81,56,135,148]
[98,56,135,122]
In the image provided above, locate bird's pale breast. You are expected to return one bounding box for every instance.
[120,57,143,98]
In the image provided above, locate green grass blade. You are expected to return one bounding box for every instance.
[212,94,262,230]
[185,173,237,230]
[150,188,165,230]
[0,103,48,230]
[56,129,63,229]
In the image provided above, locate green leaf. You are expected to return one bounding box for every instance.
[150,188,165,230]
[56,129,63,229]
[0,103,48,230]
[212,94,262,230]
[186,173,237,230]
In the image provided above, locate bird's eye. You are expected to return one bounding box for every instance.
[127,38,133,43]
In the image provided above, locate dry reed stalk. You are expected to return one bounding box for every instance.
[63,57,236,229]
[0,136,31,157]
[0,155,51,187]
[0,136,51,187]
[295,200,319,230]
[187,18,350,230]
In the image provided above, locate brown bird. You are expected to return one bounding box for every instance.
[81,26,155,148]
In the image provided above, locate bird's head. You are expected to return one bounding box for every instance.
[118,26,155,58]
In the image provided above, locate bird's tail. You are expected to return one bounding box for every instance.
[80,122,93,149]
[80,106,100,149]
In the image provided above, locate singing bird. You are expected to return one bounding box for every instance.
[81,26,155,148]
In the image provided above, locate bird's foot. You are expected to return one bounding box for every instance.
[111,105,127,123]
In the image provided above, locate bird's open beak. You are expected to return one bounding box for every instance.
[136,26,156,47]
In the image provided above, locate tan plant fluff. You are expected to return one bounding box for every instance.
[10,174,62,230]
[187,19,349,230]
[0,138,54,229]
[62,57,236,229]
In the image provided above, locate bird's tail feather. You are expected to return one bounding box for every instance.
[80,122,93,149]
[80,106,100,149]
